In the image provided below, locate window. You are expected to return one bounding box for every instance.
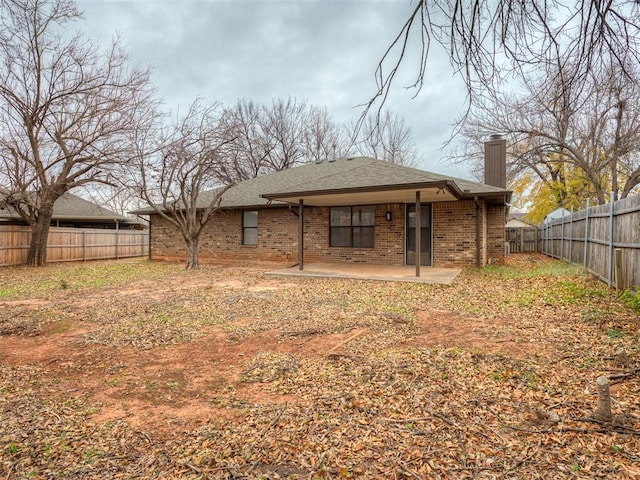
[330,206,375,247]
[242,211,258,245]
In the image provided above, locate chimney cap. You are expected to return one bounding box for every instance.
[489,134,503,141]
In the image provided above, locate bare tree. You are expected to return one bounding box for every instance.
[220,98,349,181]
[134,101,234,270]
[0,0,155,266]
[303,105,350,163]
[262,97,309,171]
[352,109,418,166]
[217,99,271,183]
[79,183,144,221]
[456,53,640,209]
[365,1,640,127]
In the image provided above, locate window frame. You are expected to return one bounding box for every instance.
[329,205,375,248]
[242,210,258,246]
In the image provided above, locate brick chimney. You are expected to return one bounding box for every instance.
[484,134,507,188]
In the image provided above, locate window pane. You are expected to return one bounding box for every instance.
[353,206,375,226]
[353,226,374,248]
[330,227,351,247]
[407,205,430,228]
[407,211,416,228]
[243,211,258,228]
[243,227,257,245]
[330,207,352,226]
[421,208,430,228]
[406,228,415,250]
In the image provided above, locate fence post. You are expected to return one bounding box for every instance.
[608,192,615,287]
[583,198,589,269]
[520,227,524,252]
[614,248,624,290]
[560,211,565,261]
[82,231,86,262]
[546,223,549,256]
[569,207,573,263]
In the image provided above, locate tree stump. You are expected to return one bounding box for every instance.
[594,375,612,423]
[614,347,630,367]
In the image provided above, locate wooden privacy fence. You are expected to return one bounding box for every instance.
[538,194,640,289]
[0,226,149,266]
[506,227,538,253]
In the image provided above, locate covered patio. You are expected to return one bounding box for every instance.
[262,178,466,277]
[265,262,462,284]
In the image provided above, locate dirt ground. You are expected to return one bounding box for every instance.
[1,254,639,479]
[0,285,528,439]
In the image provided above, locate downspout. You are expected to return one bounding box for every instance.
[475,196,481,267]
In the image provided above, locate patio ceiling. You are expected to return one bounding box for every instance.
[263,182,459,207]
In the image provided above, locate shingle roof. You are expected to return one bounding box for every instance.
[0,192,129,222]
[260,157,507,198]
[133,156,510,213]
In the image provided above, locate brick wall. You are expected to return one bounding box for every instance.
[431,200,506,268]
[150,205,406,265]
[150,208,299,265]
[303,203,405,265]
[149,200,503,267]
[432,200,482,267]
[486,205,507,264]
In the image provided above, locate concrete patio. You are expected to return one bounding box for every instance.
[265,263,462,284]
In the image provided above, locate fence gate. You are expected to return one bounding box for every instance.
[506,227,538,253]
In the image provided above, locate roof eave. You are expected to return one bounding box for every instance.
[51,216,126,221]
[460,190,512,205]
[260,180,466,202]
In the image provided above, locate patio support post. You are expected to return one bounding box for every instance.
[415,191,421,277]
[298,199,304,271]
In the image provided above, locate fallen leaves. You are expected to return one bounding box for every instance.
[0,253,639,479]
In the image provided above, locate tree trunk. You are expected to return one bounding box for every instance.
[185,237,200,270]
[27,200,55,267]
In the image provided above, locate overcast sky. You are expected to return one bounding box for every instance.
[78,0,472,179]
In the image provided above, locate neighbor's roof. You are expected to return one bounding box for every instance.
[543,207,572,223]
[0,192,130,222]
[133,156,511,213]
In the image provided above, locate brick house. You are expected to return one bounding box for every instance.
[143,138,511,273]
